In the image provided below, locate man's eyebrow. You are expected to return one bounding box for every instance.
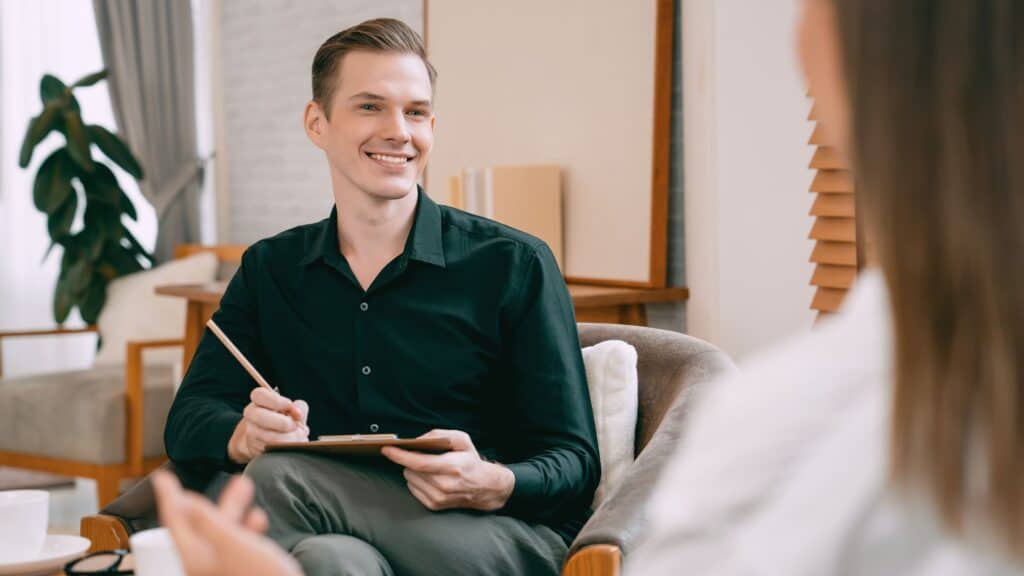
[348,92,432,108]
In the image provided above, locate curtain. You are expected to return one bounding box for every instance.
[93,0,201,262]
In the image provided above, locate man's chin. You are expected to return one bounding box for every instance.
[363,180,417,200]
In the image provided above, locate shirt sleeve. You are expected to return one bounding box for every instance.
[164,245,268,469]
[498,242,601,524]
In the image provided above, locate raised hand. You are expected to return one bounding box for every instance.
[152,470,302,576]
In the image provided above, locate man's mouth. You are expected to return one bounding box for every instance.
[366,152,415,166]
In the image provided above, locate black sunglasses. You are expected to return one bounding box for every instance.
[64,549,134,575]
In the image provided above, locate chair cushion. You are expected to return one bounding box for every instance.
[582,339,638,507]
[0,365,175,464]
[93,252,218,367]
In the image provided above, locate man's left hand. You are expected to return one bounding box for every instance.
[381,429,515,512]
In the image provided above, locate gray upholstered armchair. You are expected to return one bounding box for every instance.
[81,323,737,576]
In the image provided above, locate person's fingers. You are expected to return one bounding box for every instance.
[153,471,206,560]
[249,426,308,450]
[217,475,254,524]
[408,469,461,494]
[291,400,309,424]
[243,506,269,534]
[381,446,453,473]
[250,387,295,412]
[405,469,454,503]
[181,491,238,547]
[405,477,444,511]
[244,403,299,433]
[417,429,474,451]
[152,470,183,525]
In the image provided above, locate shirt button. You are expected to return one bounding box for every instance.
[369,423,380,432]
[361,365,372,376]
[359,302,369,312]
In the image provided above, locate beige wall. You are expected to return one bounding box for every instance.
[683,0,816,359]
[426,0,660,284]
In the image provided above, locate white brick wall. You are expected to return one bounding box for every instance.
[219,0,422,243]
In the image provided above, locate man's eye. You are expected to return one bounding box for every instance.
[360,104,379,111]
[407,110,425,116]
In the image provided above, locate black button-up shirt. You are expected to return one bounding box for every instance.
[165,189,600,542]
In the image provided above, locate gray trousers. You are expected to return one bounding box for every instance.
[244,452,567,576]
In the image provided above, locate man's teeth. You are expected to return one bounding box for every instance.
[369,153,410,164]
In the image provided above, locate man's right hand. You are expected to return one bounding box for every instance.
[227,387,310,464]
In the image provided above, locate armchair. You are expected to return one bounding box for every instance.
[0,245,244,507]
[80,323,737,575]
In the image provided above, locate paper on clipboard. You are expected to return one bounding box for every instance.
[266,436,454,456]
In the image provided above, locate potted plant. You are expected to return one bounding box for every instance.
[18,69,152,325]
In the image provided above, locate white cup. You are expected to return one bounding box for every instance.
[0,490,49,563]
[130,527,186,576]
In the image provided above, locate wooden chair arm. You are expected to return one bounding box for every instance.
[124,339,184,475]
[0,325,98,339]
[80,513,131,553]
[0,325,98,379]
[563,544,622,576]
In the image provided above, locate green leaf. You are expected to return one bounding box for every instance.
[78,276,107,323]
[67,93,81,114]
[84,201,121,240]
[66,257,92,297]
[47,191,78,240]
[81,162,121,206]
[85,124,143,179]
[119,189,138,220]
[42,241,59,264]
[101,243,145,276]
[71,69,107,88]
[123,227,155,265]
[33,149,74,214]
[53,274,73,324]
[76,226,105,262]
[40,74,67,104]
[63,110,94,172]
[18,102,62,168]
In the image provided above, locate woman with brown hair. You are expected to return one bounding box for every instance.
[628,0,1024,573]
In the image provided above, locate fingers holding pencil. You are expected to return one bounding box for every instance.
[208,319,312,464]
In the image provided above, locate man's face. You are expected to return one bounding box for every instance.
[310,51,434,201]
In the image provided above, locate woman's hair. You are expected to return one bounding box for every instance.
[831,0,1024,557]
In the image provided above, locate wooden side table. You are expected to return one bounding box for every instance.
[156,282,690,370]
[155,282,226,372]
[569,284,689,326]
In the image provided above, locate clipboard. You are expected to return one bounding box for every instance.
[266,436,454,456]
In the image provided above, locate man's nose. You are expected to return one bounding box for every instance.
[380,109,411,142]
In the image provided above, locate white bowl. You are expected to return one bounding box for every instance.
[0,490,48,563]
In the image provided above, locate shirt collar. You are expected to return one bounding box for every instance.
[299,186,446,268]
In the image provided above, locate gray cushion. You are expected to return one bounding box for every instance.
[0,365,175,464]
[216,261,240,281]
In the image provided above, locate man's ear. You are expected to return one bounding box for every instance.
[304,101,327,149]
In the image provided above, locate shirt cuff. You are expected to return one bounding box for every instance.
[210,410,244,467]
[502,462,544,516]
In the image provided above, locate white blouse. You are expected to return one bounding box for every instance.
[626,270,1021,575]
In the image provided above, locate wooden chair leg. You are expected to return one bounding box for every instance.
[96,469,122,508]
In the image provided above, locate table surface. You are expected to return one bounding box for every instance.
[156,282,689,307]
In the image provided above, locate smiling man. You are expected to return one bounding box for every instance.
[164,18,600,576]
